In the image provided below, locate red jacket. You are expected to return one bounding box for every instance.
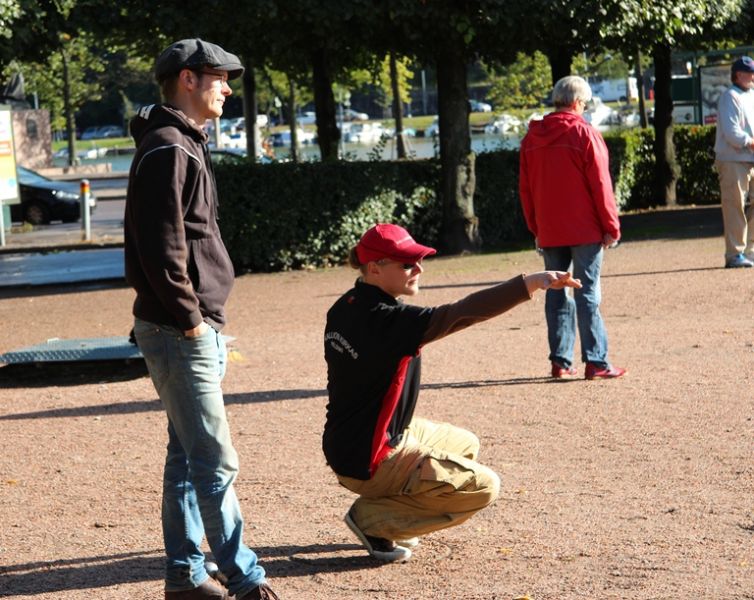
[519,111,620,247]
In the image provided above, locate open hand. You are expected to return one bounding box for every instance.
[525,271,582,294]
[547,271,582,290]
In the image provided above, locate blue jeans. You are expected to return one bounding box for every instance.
[541,244,609,368]
[133,318,265,596]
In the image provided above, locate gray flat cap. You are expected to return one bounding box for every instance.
[155,38,244,82]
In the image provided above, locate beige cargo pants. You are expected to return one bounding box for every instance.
[336,417,500,540]
[715,160,754,260]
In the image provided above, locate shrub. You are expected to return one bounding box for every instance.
[604,128,653,209]
[215,125,720,272]
[216,160,441,272]
[674,125,718,204]
[604,124,718,210]
[474,150,530,247]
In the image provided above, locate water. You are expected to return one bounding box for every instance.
[53,133,521,172]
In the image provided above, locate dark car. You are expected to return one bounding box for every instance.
[10,166,97,225]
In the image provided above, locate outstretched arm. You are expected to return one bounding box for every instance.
[422,272,581,344]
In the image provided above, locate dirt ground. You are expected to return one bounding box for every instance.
[0,221,753,599]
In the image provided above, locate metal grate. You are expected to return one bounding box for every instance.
[0,336,142,364]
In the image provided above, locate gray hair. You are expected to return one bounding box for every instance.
[552,76,592,108]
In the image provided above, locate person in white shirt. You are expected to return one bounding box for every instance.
[714,55,754,268]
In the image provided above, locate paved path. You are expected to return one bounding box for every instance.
[0,197,125,286]
[0,247,124,287]
[0,203,723,287]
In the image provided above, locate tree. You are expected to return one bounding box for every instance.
[485,51,551,109]
[1,0,108,165]
[0,0,21,39]
[508,0,618,85]
[604,0,743,205]
[260,0,375,162]
[372,0,518,253]
[10,33,104,134]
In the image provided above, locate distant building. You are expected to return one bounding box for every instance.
[11,109,52,170]
[1,73,53,169]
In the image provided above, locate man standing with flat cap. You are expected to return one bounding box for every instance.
[125,39,279,600]
[714,55,754,268]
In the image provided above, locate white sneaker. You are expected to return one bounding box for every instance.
[725,253,754,268]
[344,510,412,562]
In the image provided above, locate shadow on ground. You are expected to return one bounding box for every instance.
[0,544,381,596]
[0,279,129,300]
[0,360,149,388]
[0,377,573,421]
[620,205,722,241]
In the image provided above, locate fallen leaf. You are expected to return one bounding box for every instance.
[228,350,245,362]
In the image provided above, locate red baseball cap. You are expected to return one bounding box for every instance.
[355,224,437,264]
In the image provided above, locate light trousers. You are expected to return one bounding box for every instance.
[337,418,500,540]
[715,160,754,260]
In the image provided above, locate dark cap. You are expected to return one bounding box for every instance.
[355,224,436,265]
[732,56,754,74]
[154,38,244,83]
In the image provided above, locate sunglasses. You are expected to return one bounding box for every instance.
[377,259,421,271]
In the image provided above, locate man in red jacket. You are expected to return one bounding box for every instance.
[519,75,626,380]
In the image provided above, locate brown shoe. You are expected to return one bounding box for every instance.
[237,583,280,600]
[164,577,229,599]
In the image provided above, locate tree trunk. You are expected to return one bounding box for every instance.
[311,47,339,161]
[288,78,299,163]
[241,60,258,162]
[635,48,648,128]
[61,47,76,167]
[547,48,573,86]
[652,43,678,206]
[389,52,407,159]
[436,45,479,254]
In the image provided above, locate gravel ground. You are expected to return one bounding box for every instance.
[0,227,752,600]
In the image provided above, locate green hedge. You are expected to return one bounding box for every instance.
[216,125,720,272]
[215,160,441,272]
[474,150,530,247]
[675,125,718,204]
[603,124,718,210]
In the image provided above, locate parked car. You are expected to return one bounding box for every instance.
[269,128,316,147]
[10,166,97,225]
[98,125,125,138]
[469,99,492,113]
[79,126,99,140]
[80,124,125,140]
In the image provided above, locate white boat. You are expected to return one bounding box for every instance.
[343,122,385,143]
[483,114,522,134]
[584,97,617,129]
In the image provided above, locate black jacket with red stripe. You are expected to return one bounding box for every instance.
[323,275,530,480]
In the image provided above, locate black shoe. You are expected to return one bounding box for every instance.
[237,583,281,600]
[165,577,229,599]
[344,510,411,562]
